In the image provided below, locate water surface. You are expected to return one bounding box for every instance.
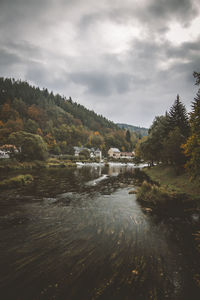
[0,165,199,299]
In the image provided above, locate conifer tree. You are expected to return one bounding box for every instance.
[126,129,131,143]
[190,89,200,133]
[183,75,200,178]
[168,94,189,137]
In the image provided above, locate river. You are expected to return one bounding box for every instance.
[0,164,200,299]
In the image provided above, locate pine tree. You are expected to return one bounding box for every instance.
[126,129,131,143]
[190,89,200,133]
[183,85,200,178]
[168,94,189,137]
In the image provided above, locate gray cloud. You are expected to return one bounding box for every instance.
[166,39,200,59]
[0,0,200,127]
[148,0,197,23]
[69,72,113,96]
[68,72,133,96]
[102,0,199,34]
[0,48,22,66]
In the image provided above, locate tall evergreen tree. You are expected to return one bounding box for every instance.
[183,74,200,178]
[168,94,189,137]
[137,97,189,168]
[190,89,200,133]
[126,129,131,143]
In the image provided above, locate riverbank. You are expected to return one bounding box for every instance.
[0,158,142,172]
[143,165,200,201]
[0,159,77,189]
[0,158,77,171]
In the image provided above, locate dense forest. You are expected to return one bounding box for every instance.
[117,123,148,138]
[136,72,200,179]
[0,78,137,160]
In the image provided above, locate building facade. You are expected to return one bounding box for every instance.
[108,148,134,160]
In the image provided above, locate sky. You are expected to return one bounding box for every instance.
[0,0,200,128]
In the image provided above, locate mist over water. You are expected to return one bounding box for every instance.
[0,165,199,299]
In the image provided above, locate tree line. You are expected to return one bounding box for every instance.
[136,72,200,179]
[0,78,138,160]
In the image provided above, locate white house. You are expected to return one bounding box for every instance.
[120,152,134,159]
[108,148,121,158]
[108,148,135,160]
[0,150,9,159]
[74,146,85,157]
[94,148,102,161]
[0,144,19,159]
[74,146,102,159]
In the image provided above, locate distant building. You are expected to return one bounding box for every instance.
[108,148,121,159]
[74,146,102,159]
[108,148,135,160]
[120,152,133,159]
[94,149,102,161]
[0,144,18,159]
[74,146,85,157]
[0,150,9,159]
[94,148,101,158]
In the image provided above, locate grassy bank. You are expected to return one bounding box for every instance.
[143,165,200,200]
[0,159,47,170]
[136,166,200,216]
[0,158,77,170]
[0,174,34,189]
[46,158,77,168]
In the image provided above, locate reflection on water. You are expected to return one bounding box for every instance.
[0,164,200,300]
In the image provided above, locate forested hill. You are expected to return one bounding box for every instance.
[117,123,148,137]
[0,78,137,156]
[0,78,117,131]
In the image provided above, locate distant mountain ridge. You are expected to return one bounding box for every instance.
[117,123,148,137]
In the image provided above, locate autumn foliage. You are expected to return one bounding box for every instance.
[0,77,137,158]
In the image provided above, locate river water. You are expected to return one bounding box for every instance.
[0,164,200,300]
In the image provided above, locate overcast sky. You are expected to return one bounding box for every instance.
[0,0,200,127]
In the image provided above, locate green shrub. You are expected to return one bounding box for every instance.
[0,174,34,189]
[137,181,171,205]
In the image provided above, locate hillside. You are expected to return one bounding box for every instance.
[117,123,148,137]
[0,78,138,158]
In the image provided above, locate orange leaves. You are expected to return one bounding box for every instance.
[37,128,43,136]
[28,105,40,121]
[4,118,24,132]
[182,134,200,157]
[15,118,24,131]
[0,101,19,121]
[28,105,44,122]
[44,133,57,146]
[182,133,200,176]
[74,118,82,126]
[1,102,11,115]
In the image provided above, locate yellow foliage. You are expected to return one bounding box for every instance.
[1,103,11,114]
[37,128,43,136]
[28,105,44,122]
[44,133,57,146]
[0,102,19,121]
[4,118,24,131]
